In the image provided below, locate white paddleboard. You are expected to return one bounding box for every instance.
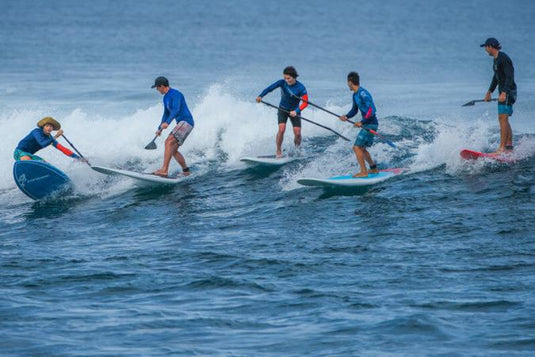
[91,165,188,185]
[297,168,403,188]
[240,155,295,166]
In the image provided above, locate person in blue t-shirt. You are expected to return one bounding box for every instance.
[339,72,379,178]
[151,76,195,177]
[256,66,308,158]
[14,117,81,162]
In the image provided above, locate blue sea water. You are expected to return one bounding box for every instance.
[1,0,535,355]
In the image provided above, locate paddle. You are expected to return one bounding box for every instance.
[288,94,397,148]
[62,134,91,165]
[462,98,498,106]
[260,100,350,142]
[145,135,158,150]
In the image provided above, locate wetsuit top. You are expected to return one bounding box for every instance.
[489,51,517,96]
[258,79,309,114]
[346,86,378,126]
[159,88,194,130]
[16,128,79,158]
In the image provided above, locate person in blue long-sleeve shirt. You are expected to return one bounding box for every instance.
[14,117,80,162]
[256,66,308,158]
[339,72,379,177]
[151,76,194,177]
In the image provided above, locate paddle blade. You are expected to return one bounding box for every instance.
[145,141,157,150]
[385,141,397,148]
[462,100,476,107]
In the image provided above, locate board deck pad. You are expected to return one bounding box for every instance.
[460,149,516,163]
[91,165,188,184]
[297,168,403,188]
[13,160,72,200]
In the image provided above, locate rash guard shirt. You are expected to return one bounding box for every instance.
[16,128,79,158]
[489,51,517,97]
[159,88,194,130]
[258,79,308,114]
[346,87,378,126]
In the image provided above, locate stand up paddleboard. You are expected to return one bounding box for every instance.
[91,165,188,185]
[240,155,296,167]
[297,168,403,188]
[460,149,515,163]
[13,160,72,200]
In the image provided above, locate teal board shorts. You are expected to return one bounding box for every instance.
[13,149,44,161]
[498,103,513,116]
[498,93,516,116]
[354,124,378,148]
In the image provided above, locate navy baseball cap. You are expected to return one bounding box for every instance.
[480,38,501,49]
[151,76,169,88]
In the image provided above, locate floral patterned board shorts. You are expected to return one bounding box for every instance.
[354,124,378,148]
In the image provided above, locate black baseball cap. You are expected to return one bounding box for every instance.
[151,76,169,88]
[480,37,501,49]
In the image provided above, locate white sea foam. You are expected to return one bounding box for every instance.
[2,84,535,201]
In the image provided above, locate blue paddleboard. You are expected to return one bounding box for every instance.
[13,160,72,200]
[297,168,403,188]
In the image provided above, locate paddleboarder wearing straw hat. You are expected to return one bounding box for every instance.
[256,66,309,158]
[151,76,194,177]
[14,117,81,162]
[339,72,380,178]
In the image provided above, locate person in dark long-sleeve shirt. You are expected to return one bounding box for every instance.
[481,37,517,153]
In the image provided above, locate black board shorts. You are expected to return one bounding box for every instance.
[277,109,301,128]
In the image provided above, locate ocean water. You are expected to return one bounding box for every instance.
[1,0,535,355]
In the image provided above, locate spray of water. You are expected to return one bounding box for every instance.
[1,84,534,201]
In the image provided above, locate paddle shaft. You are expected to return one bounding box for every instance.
[462,98,498,106]
[62,135,90,165]
[290,95,396,148]
[260,100,350,142]
[146,135,158,148]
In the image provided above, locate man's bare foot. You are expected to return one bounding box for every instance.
[276,152,283,159]
[369,168,379,174]
[152,170,168,177]
[353,172,368,178]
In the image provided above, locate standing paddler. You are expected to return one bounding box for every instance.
[256,66,308,158]
[151,76,195,177]
[339,72,379,178]
[481,37,517,153]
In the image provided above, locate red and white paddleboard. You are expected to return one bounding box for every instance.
[460,149,516,163]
